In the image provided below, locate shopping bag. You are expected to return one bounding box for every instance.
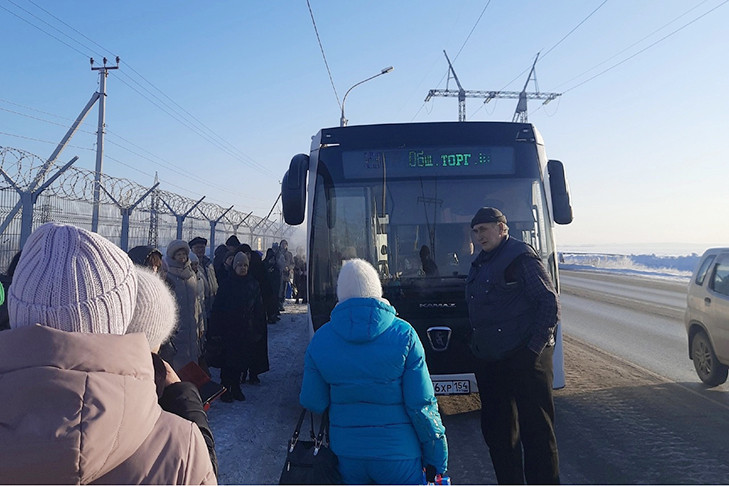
[279,409,341,485]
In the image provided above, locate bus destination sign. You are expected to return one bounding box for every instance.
[342,146,515,179]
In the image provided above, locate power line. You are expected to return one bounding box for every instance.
[3,0,272,176]
[553,0,716,91]
[0,99,262,202]
[0,130,94,151]
[540,0,608,61]
[0,97,77,122]
[494,0,609,96]
[453,0,493,62]
[412,0,493,120]
[306,0,341,108]
[0,129,250,208]
[15,0,265,172]
[0,2,90,57]
[111,73,270,175]
[0,105,95,133]
[121,62,264,170]
[560,0,729,95]
[24,0,118,57]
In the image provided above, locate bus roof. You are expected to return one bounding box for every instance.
[311,121,544,152]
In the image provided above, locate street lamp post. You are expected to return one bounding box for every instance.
[340,66,394,127]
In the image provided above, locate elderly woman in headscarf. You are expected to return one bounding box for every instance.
[165,239,204,372]
[208,252,265,402]
[237,244,271,384]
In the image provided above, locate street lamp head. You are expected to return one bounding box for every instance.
[340,65,395,127]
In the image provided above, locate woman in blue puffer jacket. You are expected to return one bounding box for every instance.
[300,258,448,484]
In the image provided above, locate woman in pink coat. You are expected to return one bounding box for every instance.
[0,223,216,485]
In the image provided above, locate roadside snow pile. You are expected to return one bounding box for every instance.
[559,252,698,281]
[206,303,311,485]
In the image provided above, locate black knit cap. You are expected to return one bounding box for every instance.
[188,236,207,247]
[470,207,507,227]
[226,235,241,247]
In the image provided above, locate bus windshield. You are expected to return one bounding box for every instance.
[309,157,555,328]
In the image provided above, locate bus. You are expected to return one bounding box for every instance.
[281,121,573,395]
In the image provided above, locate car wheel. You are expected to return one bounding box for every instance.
[691,330,729,387]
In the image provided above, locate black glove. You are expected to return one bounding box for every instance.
[511,346,539,370]
[425,464,437,483]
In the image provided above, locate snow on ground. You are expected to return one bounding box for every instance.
[206,302,310,485]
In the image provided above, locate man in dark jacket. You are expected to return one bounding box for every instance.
[466,207,560,485]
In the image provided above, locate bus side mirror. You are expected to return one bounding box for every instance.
[282,153,310,225]
[547,159,573,225]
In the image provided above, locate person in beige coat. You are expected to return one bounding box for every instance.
[0,222,216,485]
[166,239,205,372]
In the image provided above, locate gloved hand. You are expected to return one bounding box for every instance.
[425,464,437,483]
[511,346,539,370]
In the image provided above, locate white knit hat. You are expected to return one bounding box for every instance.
[8,222,137,334]
[126,266,178,351]
[336,258,382,302]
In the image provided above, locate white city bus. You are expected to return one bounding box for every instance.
[281,121,572,394]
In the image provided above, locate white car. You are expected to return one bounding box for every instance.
[685,248,729,386]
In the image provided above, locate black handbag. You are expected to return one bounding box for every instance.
[279,409,342,485]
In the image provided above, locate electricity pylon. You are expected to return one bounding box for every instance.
[424,51,560,122]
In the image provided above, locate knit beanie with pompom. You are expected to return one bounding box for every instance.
[8,222,137,334]
[126,266,178,351]
[336,258,382,303]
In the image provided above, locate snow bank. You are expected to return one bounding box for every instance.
[559,252,698,281]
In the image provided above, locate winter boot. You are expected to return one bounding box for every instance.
[231,385,246,401]
[220,389,234,403]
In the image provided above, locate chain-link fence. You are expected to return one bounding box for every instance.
[0,146,293,270]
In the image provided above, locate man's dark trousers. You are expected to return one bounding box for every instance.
[474,345,560,484]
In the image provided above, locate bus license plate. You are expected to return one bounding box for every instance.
[433,380,470,395]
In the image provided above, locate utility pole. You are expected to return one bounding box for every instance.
[425,51,560,122]
[90,56,119,233]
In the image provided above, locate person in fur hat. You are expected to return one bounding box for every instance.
[165,240,205,373]
[0,222,215,484]
[299,258,448,484]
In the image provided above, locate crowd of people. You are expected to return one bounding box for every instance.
[0,203,560,485]
[0,224,305,484]
[126,234,304,403]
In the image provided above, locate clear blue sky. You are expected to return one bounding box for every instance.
[1,0,727,253]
